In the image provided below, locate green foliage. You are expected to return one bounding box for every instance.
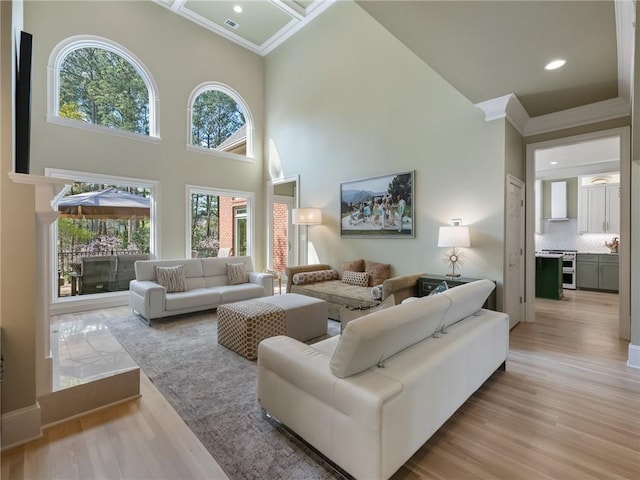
[59,47,149,134]
[191,90,245,149]
[191,193,219,249]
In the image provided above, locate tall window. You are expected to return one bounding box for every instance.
[49,36,158,138]
[50,172,157,300]
[188,186,253,258]
[188,83,253,157]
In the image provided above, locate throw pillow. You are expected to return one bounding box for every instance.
[155,265,186,293]
[365,260,391,287]
[342,270,369,287]
[292,269,339,285]
[429,280,449,295]
[227,263,248,285]
[341,259,365,273]
[370,284,383,300]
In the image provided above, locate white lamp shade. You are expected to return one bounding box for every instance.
[438,226,470,248]
[292,208,322,225]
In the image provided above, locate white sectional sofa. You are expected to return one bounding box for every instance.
[129,256,273,323]
[257,280,509,480]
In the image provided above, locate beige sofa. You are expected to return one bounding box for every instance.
[285,263,423,321]
[129,256,273,323]
[257,280,509,480]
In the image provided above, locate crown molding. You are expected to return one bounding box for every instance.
[524,96,631,136]
[476,95,630,137]
[615,0,635,103]
[475,94,529,134]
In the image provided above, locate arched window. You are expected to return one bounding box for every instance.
[187,83,254,159]
[48,36,159,139]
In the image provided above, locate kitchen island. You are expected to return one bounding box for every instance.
[535,253,563,300]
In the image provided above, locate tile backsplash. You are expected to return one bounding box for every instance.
[535,218,619,253]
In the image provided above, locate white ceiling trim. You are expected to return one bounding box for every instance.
[476,95,630,137]
[524,97,630,136]
[475,94,528,134]
[615,0,635,103]
[153,0,336,56]
[261,0,336,55]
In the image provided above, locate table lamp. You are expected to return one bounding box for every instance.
[437,223,471,278]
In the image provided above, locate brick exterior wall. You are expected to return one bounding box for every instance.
[219,196,247,254]
[272,203,289,272]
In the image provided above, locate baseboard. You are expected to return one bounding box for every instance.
[627,343,640,369]
[1,403,43,450]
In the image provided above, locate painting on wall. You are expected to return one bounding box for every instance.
[340,170,414,238]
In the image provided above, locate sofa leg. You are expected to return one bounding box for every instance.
[498,360,506,371]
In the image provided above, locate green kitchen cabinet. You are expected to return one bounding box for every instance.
[576,253,618,292]
[535,255,563,300]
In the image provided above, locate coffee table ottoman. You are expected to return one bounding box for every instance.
[217,293,328,360]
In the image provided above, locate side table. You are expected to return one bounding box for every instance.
[418,274,496,311]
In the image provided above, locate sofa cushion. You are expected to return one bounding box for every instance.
[438,279,495,330]
[165,288,222,311]
[227,262,248,285]
[155,265,186,293]
[365,260,391,287]
[329,294,451,378]
[292,269,339,285]
[342,270,369,287]
[342,259,365,273]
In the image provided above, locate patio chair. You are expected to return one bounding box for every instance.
[114,254,150,291]
[217,247,232,257]
[78,256,117,294]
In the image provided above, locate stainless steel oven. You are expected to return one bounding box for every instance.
[541,250,576,289]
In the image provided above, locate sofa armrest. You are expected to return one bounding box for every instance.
[382,272,426,304]
[248,271,274,296]
[129,280,166,320]
[284,263,332,293]
[258,335,337,406]
[258,335,404,425]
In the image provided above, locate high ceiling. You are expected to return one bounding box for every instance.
[152,0,334,55]
[154,1,633,125]
[356,0,625,118]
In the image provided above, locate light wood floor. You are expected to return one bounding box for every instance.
[3,290,639,480]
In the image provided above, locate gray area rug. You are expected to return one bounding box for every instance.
[108,309,342,480]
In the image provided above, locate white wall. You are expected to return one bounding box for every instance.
[265,1,507,287]
[25,0,266,262]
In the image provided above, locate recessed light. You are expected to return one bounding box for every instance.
[545,59,566,70]
[234,5,242,13]
[550,161,558,165]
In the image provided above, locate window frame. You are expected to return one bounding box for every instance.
[186,82,255,162]
[47,35,160,141]
[46,168,159,313]
[185,185,255,259]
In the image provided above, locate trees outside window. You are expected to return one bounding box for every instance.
[59,47,149,134]
[189,188,251,258]
[50,36,158,138]
[189,84,251,156]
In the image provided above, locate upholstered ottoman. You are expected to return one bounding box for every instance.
[217,293,328,360]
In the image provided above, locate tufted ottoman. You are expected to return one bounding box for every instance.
[217,293,328,360]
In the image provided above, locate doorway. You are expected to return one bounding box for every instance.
[525,127,630,340]
[266,176,299,278]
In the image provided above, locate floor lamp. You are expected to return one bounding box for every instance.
[292,208,322,265]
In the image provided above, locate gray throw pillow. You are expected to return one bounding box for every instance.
[155,265,186,293]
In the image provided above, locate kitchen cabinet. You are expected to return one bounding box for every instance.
[578,183,620,234]
[535,254,563,300]
[576,253,618,292]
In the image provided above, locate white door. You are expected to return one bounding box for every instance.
[505,175,525,329]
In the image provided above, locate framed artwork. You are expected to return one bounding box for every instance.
[340,170,414,238]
